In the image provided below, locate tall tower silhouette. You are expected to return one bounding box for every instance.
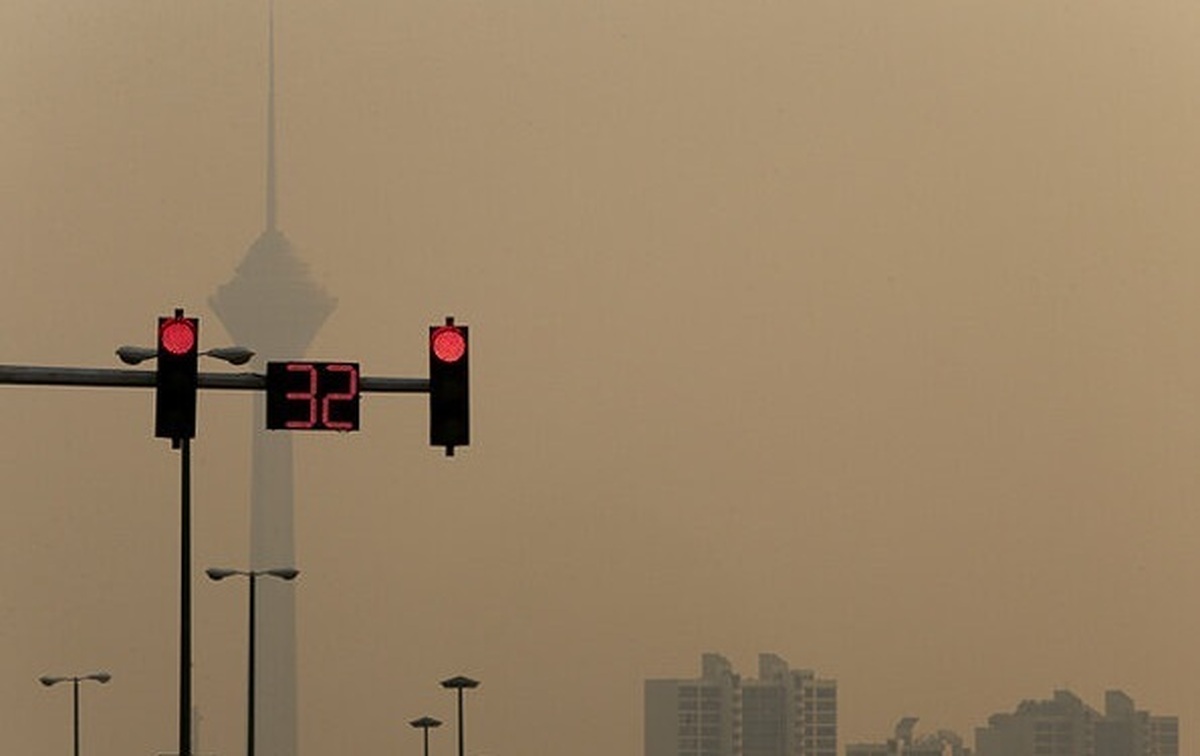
[209,3,335,755]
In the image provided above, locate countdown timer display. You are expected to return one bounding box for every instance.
[266,362,360,431]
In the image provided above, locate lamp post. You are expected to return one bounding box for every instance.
[439,675,479,756]
[117,338,253,756]
[39,672,111,756]
[409,716,442,756]
[206,567,300,756]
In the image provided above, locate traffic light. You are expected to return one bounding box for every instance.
[429,318,469,454]
[155,311,199,440]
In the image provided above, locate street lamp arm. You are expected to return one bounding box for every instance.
[115,345,255,366]
[40,673,112,686]
[206,566,299,581]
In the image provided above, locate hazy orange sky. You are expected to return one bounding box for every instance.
[4,2,1200,755]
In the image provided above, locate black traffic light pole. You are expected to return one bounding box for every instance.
[155,310,201,756]
[179,435,192,756]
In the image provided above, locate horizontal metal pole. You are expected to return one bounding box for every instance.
[359,376,430,393]
[0,365,429,393]
[0,365,156,388]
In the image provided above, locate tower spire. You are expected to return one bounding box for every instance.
[265,0,277,232]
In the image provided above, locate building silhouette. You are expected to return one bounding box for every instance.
[846,717,969,756]
[974,689,1178,756]
[645,653,837,756]
[209,3,335,755]
[646,654,738,756]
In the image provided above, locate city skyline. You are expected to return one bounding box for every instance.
[3,2,1198,756]
[649,653,1178,756]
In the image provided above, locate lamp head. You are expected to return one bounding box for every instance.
[205,567,240,581]
[115,346,157,365]
[87,672,112,684]
[204,346,256,365]
[440,675,480,690]
[410,716,443,729]
[39,675,65,687]
[265,567,300,581]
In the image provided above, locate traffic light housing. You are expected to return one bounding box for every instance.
[429,319,469,454]
[155,312,199,440]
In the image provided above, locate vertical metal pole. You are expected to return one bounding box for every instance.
[180,437,192,756]
[423,725,431,756]
[457,690,464,756]
[72,678,80,756]
[248,574,257,756]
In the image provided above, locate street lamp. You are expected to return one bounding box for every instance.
[116,334,253,756]
[206,567,300,756]
[409,716,442,756]
[116,345,256,365]
[39,671,111,756]
[440,675,479,756]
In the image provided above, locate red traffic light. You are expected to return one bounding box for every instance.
[429,320,469,453]
[159,318,197,355]
[155,312,199,440]
[431,326,466,363]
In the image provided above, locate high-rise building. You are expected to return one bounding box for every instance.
[645,654,837,756]
[747,654,838,756]
[975,690,1099,756]
[646,654,739,756]
[974,689,1178,756]
[1093,690,1179,756]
